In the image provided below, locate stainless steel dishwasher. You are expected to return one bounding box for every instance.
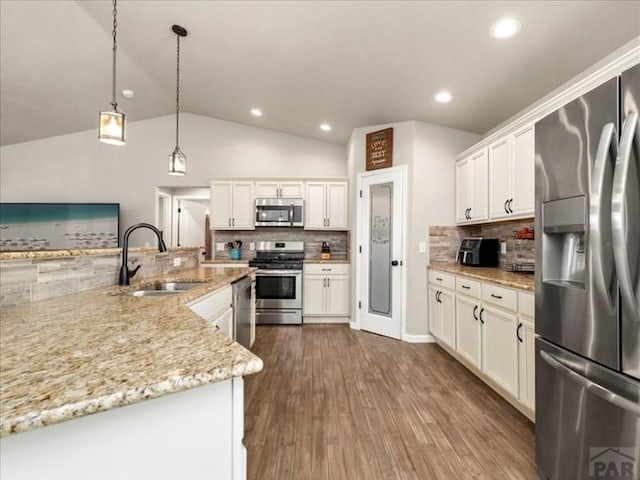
[232,276,252,349]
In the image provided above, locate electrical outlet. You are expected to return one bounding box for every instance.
[250,242,256,251]
[418,242,426,254]
[216,242,225,251]
[173,257,182,267]
[501,241,507,254]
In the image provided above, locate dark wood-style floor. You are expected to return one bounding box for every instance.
[244,325,537,480]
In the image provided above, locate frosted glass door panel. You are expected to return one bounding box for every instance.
[369,182,393,317]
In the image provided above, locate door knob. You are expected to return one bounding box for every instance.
[391,260,400,266]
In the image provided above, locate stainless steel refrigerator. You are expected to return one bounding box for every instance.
[535,63,640,480]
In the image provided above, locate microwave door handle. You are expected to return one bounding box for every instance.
[590,122,617,312]
[289,203,294,226]
[612,112,640,321]
[540,351,640,416]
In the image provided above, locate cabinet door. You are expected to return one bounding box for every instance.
[481,305,518,397]
[215,307,234,339]
[279,181,305,198]
[439,289,456,349]
[210,182,233,229]
[230,182,254,229]
[456,295,481,368]
[303,276,326,315]
[456,159,470,224]
[326,182,348,229]
[254,181,279,198]
[428,286,442,339]
[326,275,349,315]
[518,319,535,411]
[470,149,488,222]
[488,137,513,219]
[305,182,327,230]
[511,125,535,216]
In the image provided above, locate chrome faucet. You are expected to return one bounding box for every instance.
[119,223,167,286]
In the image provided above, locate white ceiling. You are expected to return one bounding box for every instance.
[1,1,639,146]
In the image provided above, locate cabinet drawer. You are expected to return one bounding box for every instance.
[482,283,517,311]
[304,263,350,275]
[188,285,233,321]
[428,270,455,290]
[519,292,535,319]
[456,277,481,298]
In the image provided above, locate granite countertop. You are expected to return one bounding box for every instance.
[200,259,249,264]
[0,267,262,438]
[429,262,535,291]
[303,258,350,264]
[0,246,201,261]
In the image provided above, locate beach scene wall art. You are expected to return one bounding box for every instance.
[0,203,119,251]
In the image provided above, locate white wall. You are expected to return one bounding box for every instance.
[0,113,346,245]
[348,121,479,337]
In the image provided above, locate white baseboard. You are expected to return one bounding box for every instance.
[349,322,360,330]
[303,317,350,324]
[401,333,436,343]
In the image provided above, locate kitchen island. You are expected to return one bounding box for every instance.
[0,267,262,479]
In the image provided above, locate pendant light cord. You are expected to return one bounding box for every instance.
[175,34,181,149]
[111,0,118,110]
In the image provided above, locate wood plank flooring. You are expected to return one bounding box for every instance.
[244,325,537,480]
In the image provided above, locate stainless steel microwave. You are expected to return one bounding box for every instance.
[255,198,304,227]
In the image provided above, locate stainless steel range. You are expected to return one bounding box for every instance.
[249,241,304,324]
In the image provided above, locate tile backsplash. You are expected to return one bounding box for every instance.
[0,248,201,308]
[212,228,349,260]
[429,219,535,267]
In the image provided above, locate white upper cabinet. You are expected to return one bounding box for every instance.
[254,181,304,199]
[305,181,348,230]
[489,137,514,220]
[210,181,255,230]
[456,149,488,225]
[456,159,470,223]
[510,125,535,216]
[488,124,535,220]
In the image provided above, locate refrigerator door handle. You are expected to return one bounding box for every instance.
[612,112,640,321]
[590,122,617,310]
[540,350,640,416]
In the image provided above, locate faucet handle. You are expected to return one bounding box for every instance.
[129,265,141,279]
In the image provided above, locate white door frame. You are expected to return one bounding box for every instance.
[354,165,408,338]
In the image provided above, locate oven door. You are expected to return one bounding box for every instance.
[254,270,302,310]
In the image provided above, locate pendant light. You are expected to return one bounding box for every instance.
[169,25,188,176]
[99,0,126,145]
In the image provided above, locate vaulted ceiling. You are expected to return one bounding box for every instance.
[1,1,639,146]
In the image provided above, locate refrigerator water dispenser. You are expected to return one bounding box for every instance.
[542,196,587,288]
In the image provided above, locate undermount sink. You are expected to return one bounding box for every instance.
[128,282,204,297]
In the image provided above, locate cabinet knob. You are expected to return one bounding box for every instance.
[391,260,400,266]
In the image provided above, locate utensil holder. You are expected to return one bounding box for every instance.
[230,248,241,260]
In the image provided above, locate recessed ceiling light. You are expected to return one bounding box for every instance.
[434,91,453,103]
[490,18,521,39]
[320,123,332,131]
[121,89,135,99]
[250,108,263,117]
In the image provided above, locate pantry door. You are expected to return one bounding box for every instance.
[358,167,406,339]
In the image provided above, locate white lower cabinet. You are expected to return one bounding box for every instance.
[430,268,535,420]
[216,307,233,339]
[428,285,455,349]
[455,295,481,368]
[518,318,535,411]
[481,305,519,398]
[303,263,350,321]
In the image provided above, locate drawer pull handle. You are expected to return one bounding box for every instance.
[322,268,331,271]
[462,285,471,290]
[490,294,503,299]
[436,277,443,281]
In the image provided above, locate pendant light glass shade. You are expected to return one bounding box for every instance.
[99,109,126,145]
[169,147,187,176]
[169,24,188,176]
[99,0,126,146]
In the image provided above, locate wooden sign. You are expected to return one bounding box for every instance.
[366,128,393,171]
